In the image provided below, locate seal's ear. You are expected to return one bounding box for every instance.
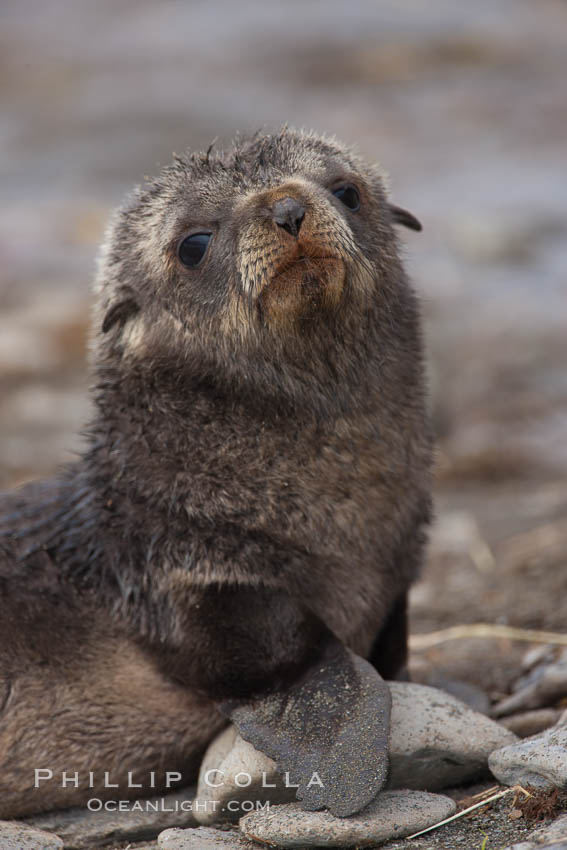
[102,298,140,334]
[389,204,422,232]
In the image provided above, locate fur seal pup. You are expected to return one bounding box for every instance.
[0,128,432,819]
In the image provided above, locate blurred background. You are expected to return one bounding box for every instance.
[1,0,566,693]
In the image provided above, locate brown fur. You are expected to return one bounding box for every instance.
[0,128,432,816]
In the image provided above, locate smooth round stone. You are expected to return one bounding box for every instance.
[26,785,198,845]
[489,726,567,790]
[0,820,63,850]
[425,676,491,714]
[500,708,561,738]
[194,725,297,825]
[158,826,244,848]
[387,681,517,790]
[240,791,456,848]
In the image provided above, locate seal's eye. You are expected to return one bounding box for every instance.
[332,184,360,212]
[178,232,212,268]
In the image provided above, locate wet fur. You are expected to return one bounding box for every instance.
[0,129,432,816]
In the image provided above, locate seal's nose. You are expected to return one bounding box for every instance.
[271,197,305,239]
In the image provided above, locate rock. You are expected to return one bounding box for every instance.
[158,826,245,848]
[493,660,567,717]
[502,813,567,849]
[25,786,197,848]
[425,676,491,714]
[240,791,456,848]
[500,709,561,738]
[522,645,557,673]
[387,681,517,790]
[194,725,297,825]
[489,726,567,790]
[0,820,63,849]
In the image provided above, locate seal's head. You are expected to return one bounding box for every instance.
[92,128,421,412]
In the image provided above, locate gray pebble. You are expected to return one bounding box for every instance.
[493,660,567,717]
[26,785,197,848]
[489,726,567,789]
[239,791,456,848]
[0,820,63,849]
[158,826,245,849]
[387,681,517,790]
[194,725,296,825]
[425,676,491,714]
[501,812,567,849]
[522,645,557,673]
[500,709,561,738]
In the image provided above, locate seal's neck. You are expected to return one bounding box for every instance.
[82,272,421,529]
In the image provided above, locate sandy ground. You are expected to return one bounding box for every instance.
[1,1,567,847]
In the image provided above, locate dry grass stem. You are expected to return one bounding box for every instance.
[410,624,567,651]
[406,785,532,840]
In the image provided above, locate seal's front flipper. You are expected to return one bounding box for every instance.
[219,637,391,817]
[156,584,391,817]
